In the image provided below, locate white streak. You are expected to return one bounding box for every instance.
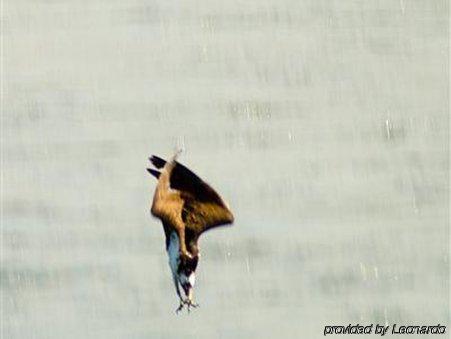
[188,273,195,286]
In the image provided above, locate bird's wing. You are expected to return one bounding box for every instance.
[148,155,234,235]
[149,155,223,204]
[182,196,234,235]
[147,168,160,179]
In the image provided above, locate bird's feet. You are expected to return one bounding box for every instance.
[165,149,182,173]
[186,299,199,313]
[171,148,183,161]
[163,150,180,176]
[175,299,199,314]
[175,301,185,314]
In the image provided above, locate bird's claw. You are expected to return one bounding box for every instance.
[175,302,184,314]
[186,300,199,313]
[166,149,182,172]
[172,148,182,160]
[175,299,199,314]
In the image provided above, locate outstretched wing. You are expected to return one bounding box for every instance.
[149,155,224,204]
[147,155,234,235]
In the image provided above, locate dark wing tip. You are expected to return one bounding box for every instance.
[147,168,160,179]
[228,211,235,224]
[149,155,166,169]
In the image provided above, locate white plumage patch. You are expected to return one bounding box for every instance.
[188,273,195,286]
[179,271,195,287]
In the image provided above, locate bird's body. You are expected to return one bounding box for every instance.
[147,153,234,312]
[166,230,195,301]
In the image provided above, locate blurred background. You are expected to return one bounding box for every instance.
[3,1,449,338]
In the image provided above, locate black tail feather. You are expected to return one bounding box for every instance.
[147,168,160,179]
[149,155,166,169]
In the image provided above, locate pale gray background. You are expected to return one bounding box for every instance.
[2,1,449,338]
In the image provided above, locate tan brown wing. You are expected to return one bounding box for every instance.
[148,155,234,236]
[149,155,225,205]
[182,196,234,235]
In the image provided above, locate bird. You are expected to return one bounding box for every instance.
[147,152,234,313]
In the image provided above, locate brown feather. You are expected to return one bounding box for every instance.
[149,155,234,237]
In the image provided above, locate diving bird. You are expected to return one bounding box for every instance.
[147,153,234,313]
